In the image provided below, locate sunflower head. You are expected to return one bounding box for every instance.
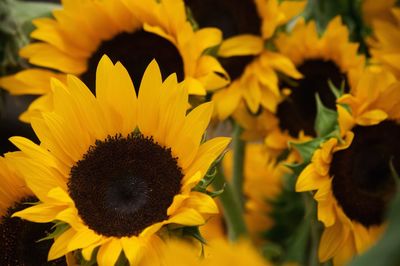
[296,66,400,265]
[0,0,228,122]
[0,154,71,265]
[9,55,230,265]
[210,0,304,121]
[252,16,366,161]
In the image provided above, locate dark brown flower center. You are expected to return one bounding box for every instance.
[80,30,184,93]
[330,121,400,227]
[68,133,183,237]
[0,196,66,266]
[185,0,260,81]
[184,0,261,38]
[277,59,349,136]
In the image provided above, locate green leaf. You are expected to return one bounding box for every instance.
[37,221,69,242]
[348,179,400,266]
[314,94,338,137]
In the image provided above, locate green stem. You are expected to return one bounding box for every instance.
[232,122,245,207]
[304,193,323,266]
[213,167,247,241]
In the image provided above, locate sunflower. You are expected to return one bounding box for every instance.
[149,238,272,266]
[183,0,304,120]
[260,17,366,155]
[362,0,397,26]
[0,0,228,122]
[0,154,72,265]
[8,56,230,265]
[296,66,400,265]
[368,7,400,78]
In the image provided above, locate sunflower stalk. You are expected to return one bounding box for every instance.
[213,165,247,241]
[304,192,323,266]
[232,122,245,207]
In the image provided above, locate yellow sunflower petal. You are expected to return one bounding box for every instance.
[121,237,145,266]
[356,109,388,126]
[167,208,205,226]
[137,59,163,136]
[96,55,137,136]
[296,165,327,192]
[319,222,349,262]
[184,137,231,183]
[212,83,242,120]
[67,227,103,252]
[97,239,122,266]
[48,228,77,260]
[218,35,264,57]
[20,43,86,74]
[183,191,219,214]
[174,102,213,169]
[12,203,66,223]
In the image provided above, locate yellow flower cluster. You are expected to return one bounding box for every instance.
[0,0,399,265]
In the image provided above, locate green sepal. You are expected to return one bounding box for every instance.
[75,247,99,266]
[286,130,341,175]
[37,221,70,242]
[314,94,338,137]
[185,6,199,31]
[328,79,345,100]
[115,251,130,266]
[181,226,207,245]
[165,225,207,255]
[286,138,324,175]
[192,151,226,198]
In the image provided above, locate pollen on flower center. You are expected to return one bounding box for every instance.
[0,196,66,266]
[330,121,400,227]
[68,133,183,237]
[277,59,349,137]
[80,30,185,92]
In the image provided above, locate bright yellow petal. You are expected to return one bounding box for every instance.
[12,203,66,223]
[184,137,231,184]
[218,35,263,57]
[97,239,122,266]
[319,222,349,262]
[48,228,77,260]
[137,59,163,136]
[167,208,205,226]
[296,165,327,192]
[174,102,213,169]
[96,55,137,136]
[121,237,145,266]
[183,191,218,214]
[67,227,103,252]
